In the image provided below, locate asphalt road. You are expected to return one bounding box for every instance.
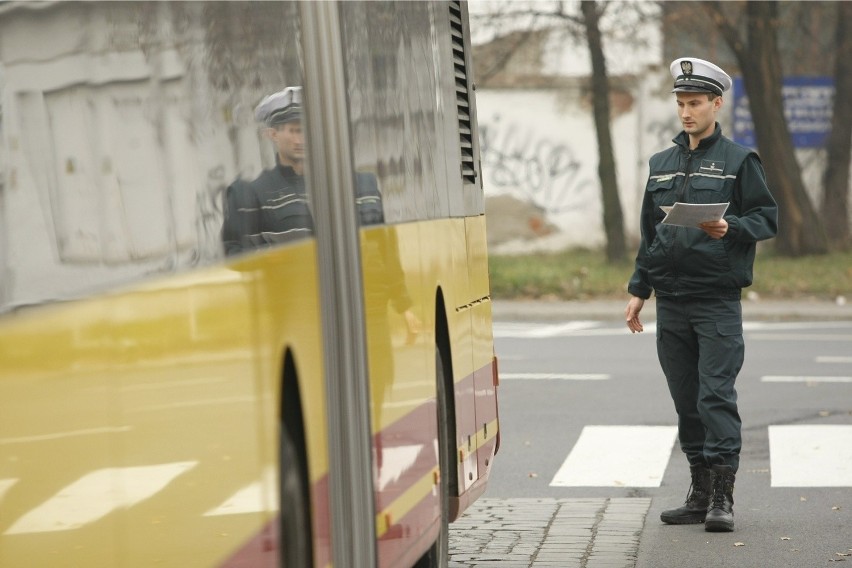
[466,304,852,568]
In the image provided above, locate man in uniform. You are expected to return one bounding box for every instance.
[624,58,778,532]
[222,86,384,255]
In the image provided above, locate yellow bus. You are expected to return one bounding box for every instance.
[0,1,498,567]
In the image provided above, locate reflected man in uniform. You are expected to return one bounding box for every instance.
[222,86,384,255]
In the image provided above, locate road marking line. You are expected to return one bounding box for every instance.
[769,425,852,487]
[817,356,852,364]
[750,333,852,341]
[493,321,602,338]
[762,376,852,383]
[4,461,197,534]
[501,373,609,381]
[550,425,677,487]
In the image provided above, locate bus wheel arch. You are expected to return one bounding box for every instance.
[280,349,313,568]
[415,289,457,568]
[434,288,460,499]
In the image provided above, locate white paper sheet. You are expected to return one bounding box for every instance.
[661,202,729,228]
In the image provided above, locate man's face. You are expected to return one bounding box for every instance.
[270,121,304,166]
[676,92,721,140]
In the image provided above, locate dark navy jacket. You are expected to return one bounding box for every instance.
[222,165,383,256]
[628,124,778,299]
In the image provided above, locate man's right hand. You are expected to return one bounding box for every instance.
[625,296,645,333]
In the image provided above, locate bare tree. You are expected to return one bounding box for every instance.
[821,1,852,248]
[702,1,828,256]
[580,1,624,262]
[471,1,655,262]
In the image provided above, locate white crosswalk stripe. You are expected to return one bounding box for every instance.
[769,425,852,487]
[551,426,678,487]
[548,424,852,489]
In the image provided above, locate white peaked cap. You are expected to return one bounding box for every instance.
[670,58,732,96]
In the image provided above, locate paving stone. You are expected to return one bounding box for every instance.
[448,497,651,567]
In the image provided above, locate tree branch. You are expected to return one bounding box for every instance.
[700,1,746,59]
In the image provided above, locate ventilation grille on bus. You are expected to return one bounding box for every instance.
[449,0,477,185]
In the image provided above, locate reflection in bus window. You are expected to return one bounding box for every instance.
[222,87,313,255]
[0,1,302,310]
[221,86,386,256]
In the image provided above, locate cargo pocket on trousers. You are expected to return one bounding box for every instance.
[715,322,742,337]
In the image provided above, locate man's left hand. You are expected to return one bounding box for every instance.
[699,219,728,239]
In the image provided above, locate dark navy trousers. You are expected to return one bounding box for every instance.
[655,296,744,472]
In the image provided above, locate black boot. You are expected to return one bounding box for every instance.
[705,464,735,532]
[660,464,713,524]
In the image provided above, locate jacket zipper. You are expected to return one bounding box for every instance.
[672,150,694,296]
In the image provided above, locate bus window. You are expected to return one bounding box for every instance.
[341,1,453,224]
[0,1,305,311]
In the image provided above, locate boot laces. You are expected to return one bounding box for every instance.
[711,473,733,508]
[684,468,709,505]
[711,484,726,508]
[683,480,696,505]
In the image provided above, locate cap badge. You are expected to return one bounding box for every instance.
[680,60,693,76]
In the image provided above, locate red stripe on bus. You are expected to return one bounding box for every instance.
[218,518,279,568]
[220,359,496,567]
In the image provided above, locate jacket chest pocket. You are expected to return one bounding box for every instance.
[647,174,677,222]
[689,175,730,204]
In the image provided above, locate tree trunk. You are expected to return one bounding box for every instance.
[581,0,626,263]
[740,2,827,255]
[821,1,852,248]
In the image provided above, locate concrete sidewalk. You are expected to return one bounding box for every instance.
[493,297,852,322]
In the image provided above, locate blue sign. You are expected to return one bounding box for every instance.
[732,76,834,149]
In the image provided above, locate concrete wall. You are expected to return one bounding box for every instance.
[478,69,677,252]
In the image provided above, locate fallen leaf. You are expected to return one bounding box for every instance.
[800,496,808,502]
[734,542,745,547]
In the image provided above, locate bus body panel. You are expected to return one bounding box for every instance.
[0,267,270,567]
[0,2,496,567]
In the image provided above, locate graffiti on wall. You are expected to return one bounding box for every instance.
[192,165,228,265]
[479,114,594,214]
